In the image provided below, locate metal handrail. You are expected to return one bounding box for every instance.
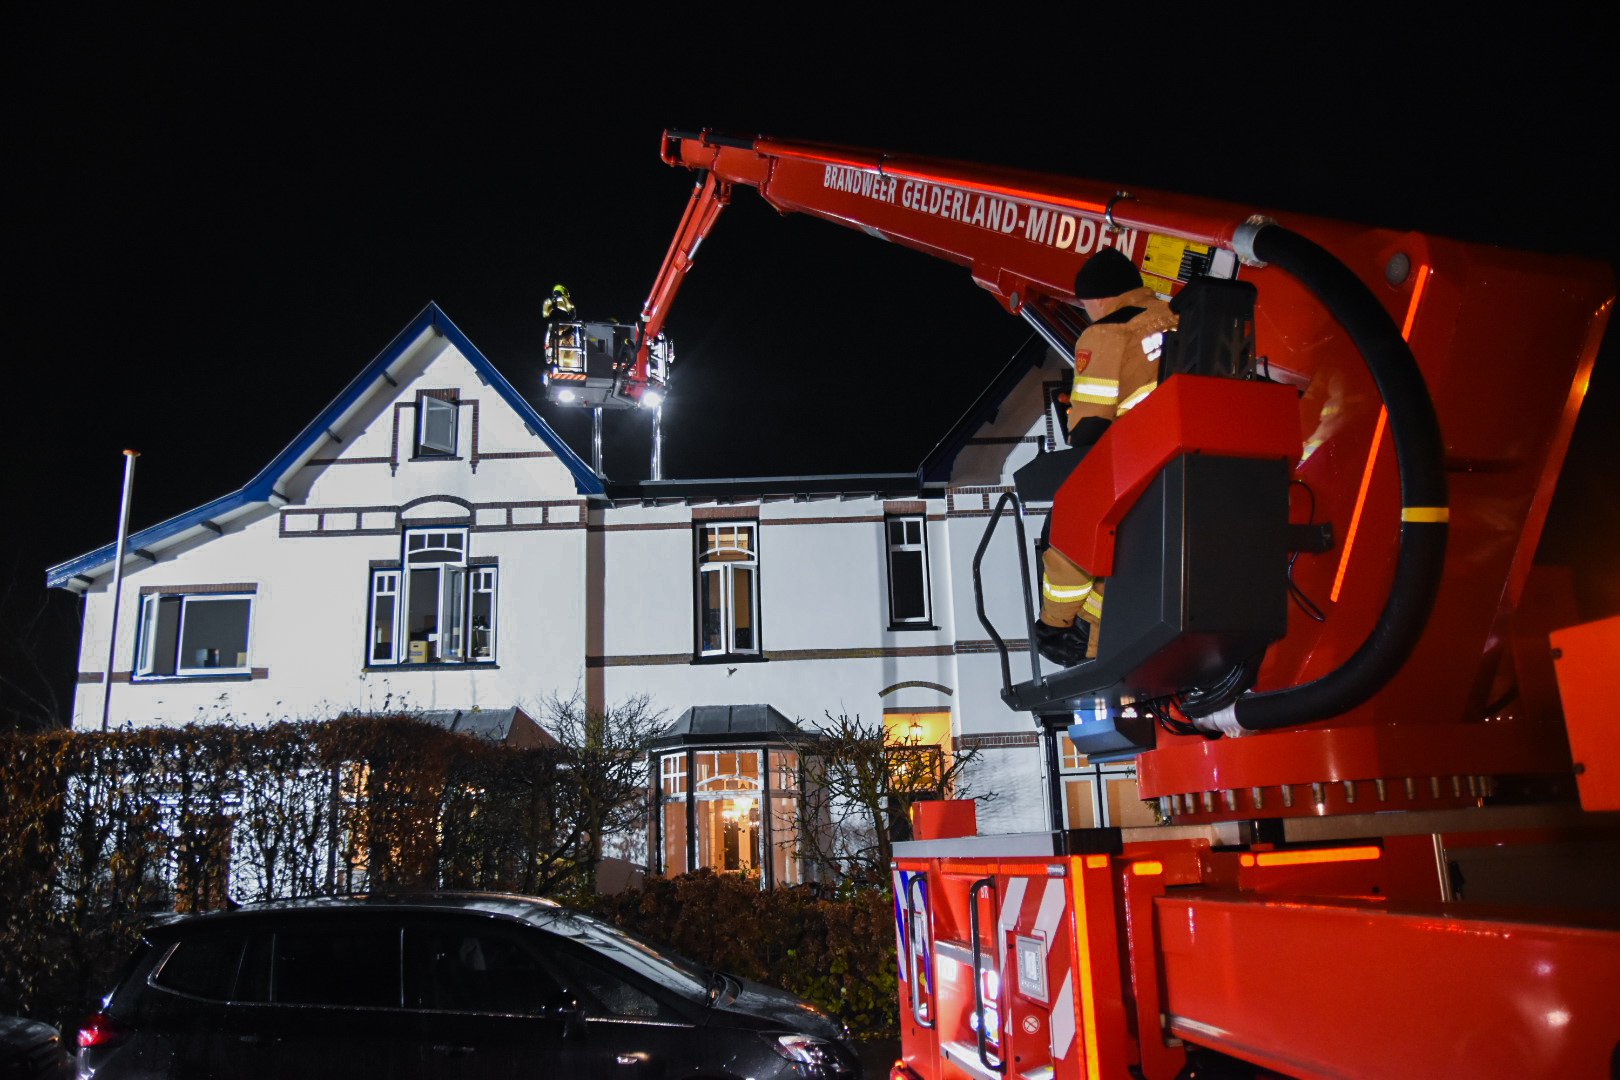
[905,872,934,1029]
[972,491,1044,699]
[968,876,1004,1073]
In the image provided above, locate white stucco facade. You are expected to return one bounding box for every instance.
[57,307,1149,839]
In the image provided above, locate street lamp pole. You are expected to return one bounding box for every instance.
[99,449,139,732]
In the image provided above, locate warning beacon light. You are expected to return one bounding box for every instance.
[543,321,672,410]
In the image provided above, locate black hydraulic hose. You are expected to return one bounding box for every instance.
[1225,223,1449,731]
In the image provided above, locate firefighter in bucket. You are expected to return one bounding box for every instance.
[543,284,586,386]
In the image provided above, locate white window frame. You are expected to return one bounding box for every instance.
[135,592,255,679]
[691,749,765,880]
[468,566,498,662]
[696,523,760,658]
[885,514,932,626]
[660,753,689,798]
[658,752,690,876]
[373,529,498,667]
[416,396,458,456]
[367,570,401,664]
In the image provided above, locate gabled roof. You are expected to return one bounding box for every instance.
[47,302,601,592]
[919,333,1049,483]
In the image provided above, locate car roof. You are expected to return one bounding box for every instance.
[147,891,577,936]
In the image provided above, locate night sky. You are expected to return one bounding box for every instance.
[8,13,1618,728]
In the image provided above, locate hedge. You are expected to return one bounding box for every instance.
[0,717,603,1027]
[583,869,899,1039]
[0,719,903,1040]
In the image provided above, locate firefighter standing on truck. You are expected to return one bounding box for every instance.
[543,283,576,319]
[1036,248,1178,666]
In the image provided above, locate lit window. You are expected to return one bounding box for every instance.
[768,751,803,886]
[1055,734,1156,829]
[885,516,931,626]
[883,711,949,748]
[653,745,806,887]
[658,754,689,877]
[136,593,254,678]
[417,396,458,456]
[696,524,759,658]
[368,530,497,665]
[694,750,763,877]
[649,707,818,890]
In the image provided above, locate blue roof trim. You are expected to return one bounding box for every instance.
[47,303,600,589]
[426,306,601,494]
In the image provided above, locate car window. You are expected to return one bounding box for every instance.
[153,933,243,1000]
[273,924,401,1008]
[404,926,562,1015]
[235,932,272,1002]
[541,945,678,1021]
[541,913,708,1001]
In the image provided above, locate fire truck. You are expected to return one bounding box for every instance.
[634,129,1619,1078]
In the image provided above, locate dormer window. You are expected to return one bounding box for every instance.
[416,395,458,456]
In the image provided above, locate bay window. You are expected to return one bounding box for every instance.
[653,741,806,888]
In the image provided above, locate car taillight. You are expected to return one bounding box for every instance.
[77,1013,129,1050]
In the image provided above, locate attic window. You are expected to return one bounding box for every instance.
[417,396,458,456]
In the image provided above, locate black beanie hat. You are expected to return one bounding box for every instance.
[1073,249,1142,300]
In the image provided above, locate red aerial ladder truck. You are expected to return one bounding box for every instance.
[636,128,1619,1078]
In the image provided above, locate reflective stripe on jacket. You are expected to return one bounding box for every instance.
[1068,286,1177,427]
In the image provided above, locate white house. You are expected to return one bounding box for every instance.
[48,303,1153,886]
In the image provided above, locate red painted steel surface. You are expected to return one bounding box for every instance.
[642,132,1620,1074]
[1553,615,1620,811]
[1157,892,1620,1078]
[1136,716,1574,818]
[1134,244,1610,813]
[645,129,1613,811]
[1120,864,1186,1079]
[1046,376,1300,578]
[898,834,1620,1078]
[892,864,941,1080]
[912,799,978,841]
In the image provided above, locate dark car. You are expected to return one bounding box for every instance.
[1,1016,74,1079]
[75,893,860,1079]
